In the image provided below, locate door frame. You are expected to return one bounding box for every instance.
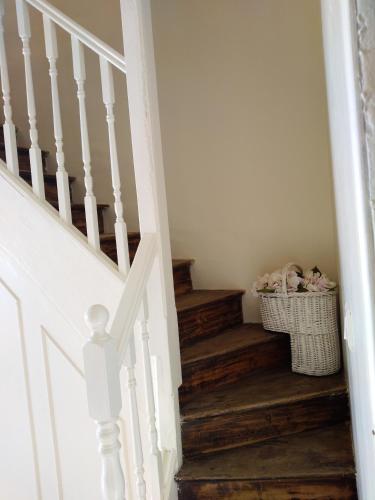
[321,1,375,498]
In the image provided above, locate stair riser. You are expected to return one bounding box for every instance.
[174,264,193,296]
[100,235,140,264]
[20,171,73,204]
[178,296,243,347]
[72,208,105,235]
[99,236,193,295]
[0,146,48,171]
[177,478,357,500]
[180,337,290,398]
[182,393,349,456]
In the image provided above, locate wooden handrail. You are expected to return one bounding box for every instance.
[23,0,126,73]
[110,232,157,360]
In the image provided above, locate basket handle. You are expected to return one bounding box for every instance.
[281,262,303,296]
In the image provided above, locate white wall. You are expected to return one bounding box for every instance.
[3,0,338,322]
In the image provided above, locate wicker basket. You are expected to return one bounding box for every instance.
[259,263,341,376]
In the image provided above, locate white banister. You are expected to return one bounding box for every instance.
[71,35,100,250]
[99,56,130,274]
[43,16,72,223]
[138,298,163,499]
[24,0,126,73]
[0,0,19,176]
[110,233,157,357]
[16,0,45,200]
[120,0,182,463]
[124,340,146,500]
[83,304,126,500]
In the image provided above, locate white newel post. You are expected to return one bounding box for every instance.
[16,0,45,199]
[0,0,19,176]
[120,0,182,466]
[84,305,125,500]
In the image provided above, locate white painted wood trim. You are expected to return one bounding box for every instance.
[0,160,124,336]
[24,0,126,72]
[71,35,100,250]
[84,304,125,500]
[43,16,72,224]
[110,233,157,358]
[16,0,45,200]
[120,0,182,464]
[321,1,375,498]
[0,0,19,176]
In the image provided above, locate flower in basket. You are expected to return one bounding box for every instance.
[252,266,336,297]
[303,267,337,292]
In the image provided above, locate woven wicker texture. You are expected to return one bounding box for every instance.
[259,263,340,376]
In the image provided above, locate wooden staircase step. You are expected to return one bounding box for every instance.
[180,324,290,397]
[176,290,244,347]
[0,143,49,171]
[181,368,348,456]
[172,259,194,296]
[50,202,109,235]
[19,169,75,203]
[100,232,140,262]
[176,422,356,499]
[99,232,194,296]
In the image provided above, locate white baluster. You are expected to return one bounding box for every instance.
[43,16,72,223]
[0,0,18,176]
[84,305,125,500]
[99,56,130,273]
[16,0,45,199]
[124,340,147,500]
[138,298,163,499]
[71,35,100,249]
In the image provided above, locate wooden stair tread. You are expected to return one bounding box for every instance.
[172,258,194,268]
[99,232,140,242]
[51,201,109,210]
[176,289,244,313]
[181,367,347,421]
[0,142,49,158]
[177,422,354,481]
[181,323,284,365]
[19,169,76,183]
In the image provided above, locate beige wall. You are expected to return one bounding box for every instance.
[4,0,338,322]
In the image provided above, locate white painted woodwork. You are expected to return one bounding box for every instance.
[0,280,40,499]
[0,161,124,334]
[138,298,163,499]
[84,305,125,500]
[71,35,100,250]
[43,15,72,224]
[124,339,146,500]
[0,0,183,496]
[0,0,19,176]
[321,1,375,498]
[0,248,105,499]
[100,56,130,274]
[25,0,126,73]
[110,233,157,357]
[15,0,45,200]
[120,0,182,469]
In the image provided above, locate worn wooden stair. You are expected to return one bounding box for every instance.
[2,130,357,499]
[177,423,356,500]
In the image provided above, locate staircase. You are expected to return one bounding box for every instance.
[1,125,357,499]
[0,1,359,498]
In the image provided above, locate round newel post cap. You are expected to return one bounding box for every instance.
[85,304,109,339]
